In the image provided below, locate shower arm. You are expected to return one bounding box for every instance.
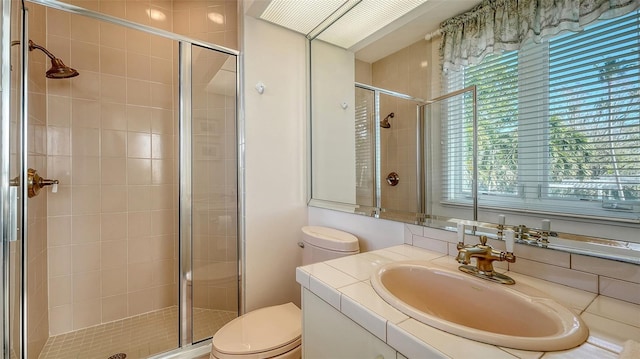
[10,39,79,79]
[11,39,57,60]
[28,40,58,60]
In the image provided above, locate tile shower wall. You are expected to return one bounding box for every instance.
[44,4,178,335]
[378,94,419,213]
[56,0,238,50]
[372,41,431,213]
[172,0,238,49]
[43,0,238,336]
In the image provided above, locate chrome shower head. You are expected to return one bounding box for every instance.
[381,112,394,128]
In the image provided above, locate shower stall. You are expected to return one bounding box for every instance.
[354,83,424,219]
[1,0,241,358]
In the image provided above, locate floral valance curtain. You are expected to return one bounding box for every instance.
[440,0,640,72]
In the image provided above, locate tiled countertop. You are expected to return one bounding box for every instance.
[296,245,640,358]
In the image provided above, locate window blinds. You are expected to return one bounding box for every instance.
[437,85,477,204]
[444,10,640,221]
[355,87,375,207]
[547,12,640,210]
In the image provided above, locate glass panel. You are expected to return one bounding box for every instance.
[310,40,357,205]
[25,5,181,358]
[191,45,238,343]
[423,88,477,222]
[6,1,239,357]
[379,93,421,216]
[354,86,375,207]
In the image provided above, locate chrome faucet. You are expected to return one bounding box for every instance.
[456,233,516,285]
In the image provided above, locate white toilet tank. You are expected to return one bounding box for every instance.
[301,226,360,265]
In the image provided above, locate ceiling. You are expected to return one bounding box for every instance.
[247,0,482,63]
[352,0,481,63]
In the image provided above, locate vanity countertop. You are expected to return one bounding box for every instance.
[296,245,640,359]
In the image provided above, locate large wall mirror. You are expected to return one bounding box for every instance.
[308,0,639,265]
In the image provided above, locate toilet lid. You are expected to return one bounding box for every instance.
[302,226,359,252]
[212,303,301,357]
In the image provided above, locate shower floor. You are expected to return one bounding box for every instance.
[38,307,236,359]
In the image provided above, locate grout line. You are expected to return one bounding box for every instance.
[39,306,236,359]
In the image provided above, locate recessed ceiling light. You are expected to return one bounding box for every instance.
[257,0,428,49]
[316,0,428,48]
[259,0,350,35]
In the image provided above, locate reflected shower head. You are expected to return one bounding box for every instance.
[381,112,394,128]
[28,40,79,79]
[12,39,80,79]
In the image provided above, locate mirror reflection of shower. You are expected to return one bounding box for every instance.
[380,112,394,128]
[11,39,80,78]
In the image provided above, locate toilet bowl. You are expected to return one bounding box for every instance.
[210,226,360,359]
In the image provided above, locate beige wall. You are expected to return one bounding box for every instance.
[311,40,356,204]
[371,40,431,100]
[355,59,372,85]
[243,15,307,311]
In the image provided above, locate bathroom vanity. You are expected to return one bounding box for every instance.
[296,245,639,358]
[303,289,400,358]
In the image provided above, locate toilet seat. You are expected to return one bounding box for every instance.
[211,303,301,359]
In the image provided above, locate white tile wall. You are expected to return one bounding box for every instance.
[407,224,638,304]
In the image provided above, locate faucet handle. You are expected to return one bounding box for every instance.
[505,229,515,253]
[457,223,465,245]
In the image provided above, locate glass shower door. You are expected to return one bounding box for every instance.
[378,92,422,216]
[3,1,240,357]
[190,44,239,344]
[354,86,375,209]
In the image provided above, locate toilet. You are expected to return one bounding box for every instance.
[210,226,360,359]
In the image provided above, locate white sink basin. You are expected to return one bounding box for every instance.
[371,261,589,351]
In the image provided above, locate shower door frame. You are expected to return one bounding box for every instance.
[354,82,426,215]
[1,0,243,357]
[1,1,12,358]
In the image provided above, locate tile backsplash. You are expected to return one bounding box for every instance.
[405,224,640,305]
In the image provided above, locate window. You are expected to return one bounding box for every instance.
[444,10,640,221]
